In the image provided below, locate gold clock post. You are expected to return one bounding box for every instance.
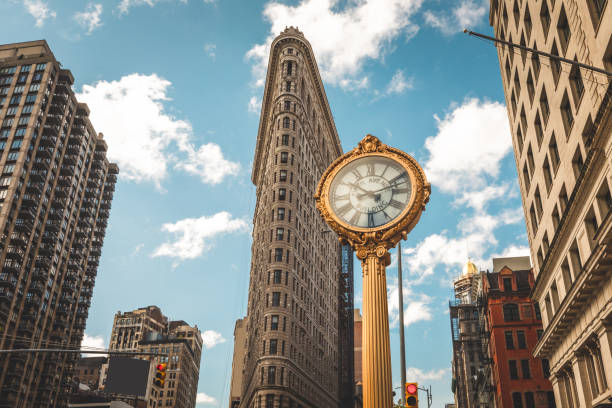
[315,135,430,408]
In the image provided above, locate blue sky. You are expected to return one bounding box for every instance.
[1,0,530,406]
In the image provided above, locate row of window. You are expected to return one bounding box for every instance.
[502,303,540,322]
[511,390,555,408]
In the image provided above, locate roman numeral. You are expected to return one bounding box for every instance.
[392,188,410,195]
[382,210,391,220]
[351,168,361,179]
[334,194,349,201]
[389,171,407,185]
[350,211,361,225]
[389,199,404,209]
[368,213,375,228]
[380,165,389,177]
[336,202,352,215]
[366,163,375,176]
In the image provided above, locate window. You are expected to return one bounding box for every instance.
[520,33,527,65]
[276,228,284,241]
[274,248,283,262]
[572,146,584,179]
[559,184,568,212]
[35,63,46,71]
[283,117,290,128]
[530,204,538,233]
[526,71,535,104]
[285,81,291,92]
[557,6,571,54]
[547,391,556,408]
[506,59,512,82]
[551,42,561,85]
[537,329,544,339]
[277,208,285,220]
[521,359,531,378]
[523,163,530,191]
[504,304,520,321]
[517,330,527,348]
[280,152,288,163]
[548,133,559,171]
[9,95,21,105]
[273,270,281,284]
[535,187,543,219]
[513,0,520,28]
[525,392,535,408]
[583,115,595,148]
[540,1,550,36]
[17,73,27,84]
[510,361,519,380]
[517,126,524,153]
[279,170,287,182]
[542,359,551,377]
[534,114,544,146]
[569,64,584,106]
[505,331,515,349]
[270,315,279,330]
[287,61,293,75]
[278,188,286,201]
[281,134,289,145]
[587,0,608,28]
[539,88,550,126]
[524,7,532,40]
[269,339,277,354]
[543,158,553,193]
[596,181,612,220]
[284,100,291,111]
[514,69,521,97]
[268,366,276,384]
[503,278,513,292]
[271,292,280,306]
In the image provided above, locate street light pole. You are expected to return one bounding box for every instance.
[397,241,407,405]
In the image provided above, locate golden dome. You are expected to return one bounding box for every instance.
[464,259,478,276]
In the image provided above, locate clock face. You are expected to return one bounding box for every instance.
[329,155,412,229]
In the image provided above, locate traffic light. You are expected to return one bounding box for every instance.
[153,363,167,387]
[405,382,418,407]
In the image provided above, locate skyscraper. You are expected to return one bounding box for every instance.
[0,40,118,407]
[238,27,350,408]
[488,1,612,406]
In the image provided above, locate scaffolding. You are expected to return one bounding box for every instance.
[338,244,355,408]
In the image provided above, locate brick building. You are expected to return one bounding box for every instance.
[481,257,554,408]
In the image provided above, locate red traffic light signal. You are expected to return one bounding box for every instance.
[405,382,418,407]
[153,363,167,387]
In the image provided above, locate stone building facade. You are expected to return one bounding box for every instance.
[0,40,118,408]
[230,318,246,408]
[489,0,612,406]
[238,27,346,408]
[105,307,202,408]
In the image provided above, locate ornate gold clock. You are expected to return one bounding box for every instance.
[315,134,430,408]
[315,134,430,260]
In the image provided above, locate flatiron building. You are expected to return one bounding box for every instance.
[0,40,118,407]
[236,27,353,408]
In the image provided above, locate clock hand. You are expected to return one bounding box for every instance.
[369,180,407,194]
[348,183,374,196]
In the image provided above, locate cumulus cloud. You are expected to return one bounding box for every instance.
[424,0,487,35]
[387,278,433,327]
[80,334,106,357]
[201,330,226,349]
[406,367,449,382]
[248,96,262,113]
[24,0,56,27]
[246,0,422,88]
[385,70,413,95]
[152,211,249,260]
[74,3,103,34]
[77,73,239,188]
[424,98,512,194]
[196,392,216,405]
[204,43,216,59]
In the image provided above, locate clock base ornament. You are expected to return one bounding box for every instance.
[315,135,430,408]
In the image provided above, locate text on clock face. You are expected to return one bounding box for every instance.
[329,156,412,228]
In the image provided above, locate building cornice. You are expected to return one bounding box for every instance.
[251,30,342,186]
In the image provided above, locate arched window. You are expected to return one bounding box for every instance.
[283,117,290,129]
[287,61,293,75]
[504,303,520,321]
[285,81,291,92]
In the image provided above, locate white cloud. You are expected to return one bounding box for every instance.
[24,0,56,27]
[77,73,239,188]
[387,278,433,327]
[152,211,249,260]
[246,0,422,87]
[423,98,512,194]
[196,392,217,405]
[406,367,448,382]
[491,244,531,260]
[204,43,216,59]
[80,334,106,357]
[74,3,103,34]
[453,183,511,211]
[248,96,262,113]
[201,330,226,349]
[385,69,413,95]
[424,0,487,35]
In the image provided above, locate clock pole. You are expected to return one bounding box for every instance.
[358,245,393,408]
[314,135,430,408]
